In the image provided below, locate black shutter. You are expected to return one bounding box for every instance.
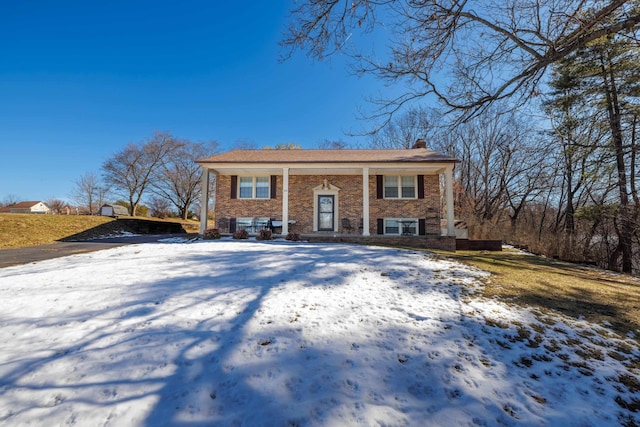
[230,176,237,199]
[377,218,384,235]
[419,219,426,235]
[229,218,237,233]
[270,175,277,199]
[376,175,383,199]
[417,175,425,199]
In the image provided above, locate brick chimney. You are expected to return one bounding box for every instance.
[411,138,427,149]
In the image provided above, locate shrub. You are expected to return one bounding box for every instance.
[203,228,221,240]
[285,232,300,241]
[233,229,249,239]
[257,229,272,241]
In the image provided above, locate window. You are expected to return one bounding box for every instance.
[384,176,416,199]
[385,219,400,235]
[238,176,270,199]
[255,177,269,198]
[384,218,418,236]
[384,176,398,198]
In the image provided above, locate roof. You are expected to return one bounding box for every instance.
[198,148,457,165]
[101,204,129,214]
[10,201,47,209]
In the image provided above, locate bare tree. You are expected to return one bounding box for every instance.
[317,139,350,149]
[262,142,302,150]
[151,140,219,220]
[282,0,639,122]
[1,194,20,207]
[71,172,107,215]
[148,196,172,219]
[232,139,258,150]
[434,105,547,239]
[370,106,440,148]
[45,199,68,215]
[103,132,182,216]
[544,33,640,272]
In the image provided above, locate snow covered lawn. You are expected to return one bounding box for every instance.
[0,240,638,426]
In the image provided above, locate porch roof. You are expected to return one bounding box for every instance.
[198,148,457,165]
[197,148,457,175]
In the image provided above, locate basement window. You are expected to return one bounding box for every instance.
[384,218,418,236]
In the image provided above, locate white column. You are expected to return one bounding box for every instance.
[282,167,290,235]
[445,165,455,237]
[199,167,210,234]
[362,167,370,236]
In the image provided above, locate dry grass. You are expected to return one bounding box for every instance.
[0,214,200,249]
[0,214,114,249]
[432,248,640,338]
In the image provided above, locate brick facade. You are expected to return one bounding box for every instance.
[368,174,441,235]
[214,173,441,235]
[215,174,282,222]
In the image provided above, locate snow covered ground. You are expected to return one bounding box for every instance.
[0,239,638,426]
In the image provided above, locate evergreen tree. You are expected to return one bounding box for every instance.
[547,31,640,272]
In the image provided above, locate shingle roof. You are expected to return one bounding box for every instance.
[198,149,457,164]
[10,201,46,209]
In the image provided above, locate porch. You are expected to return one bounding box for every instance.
[214,230,456,251]
[299,233,456,251]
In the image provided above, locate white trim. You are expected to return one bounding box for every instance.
[445,165,455,237]
[282,168,289,235]
[199,168,209,234]
[362,167,370,236]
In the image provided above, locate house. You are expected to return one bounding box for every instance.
[3,201,51,214]
[196,140,458,250]
[99,204,129,217]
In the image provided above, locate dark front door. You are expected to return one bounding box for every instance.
[318,195,334,231]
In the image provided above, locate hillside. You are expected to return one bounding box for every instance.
[0,214,199,249]
[1,215,638,338]
[435,248,640,338]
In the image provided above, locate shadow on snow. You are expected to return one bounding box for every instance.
[0,241,637,426]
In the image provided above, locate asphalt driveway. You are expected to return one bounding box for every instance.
[0,234,199,268]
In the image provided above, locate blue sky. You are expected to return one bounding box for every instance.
[0,1,390,203]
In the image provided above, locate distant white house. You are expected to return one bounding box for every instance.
[1,201,51,214]
[99,204,129,217]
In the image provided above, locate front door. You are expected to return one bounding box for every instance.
[317,195,334,231]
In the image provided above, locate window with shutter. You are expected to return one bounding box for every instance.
[235,176,271,199]
[382,176,417,199]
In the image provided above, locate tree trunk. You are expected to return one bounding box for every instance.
[601,52,633,273]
